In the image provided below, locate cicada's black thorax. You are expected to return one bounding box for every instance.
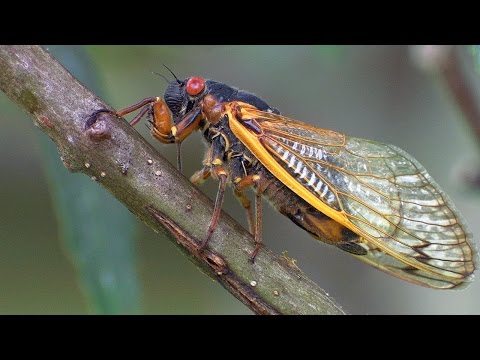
[201,81,280,174]
[164,79,279,125]
[205,80,279,114]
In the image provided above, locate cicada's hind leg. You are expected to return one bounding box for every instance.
[190,166,211,186]
[233,187,255,235]
[234,175,265,262]
[229,155,267,262]
[227,153,254,234]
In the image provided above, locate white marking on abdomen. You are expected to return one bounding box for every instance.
[308,173,316,186]
[282,150,290,161]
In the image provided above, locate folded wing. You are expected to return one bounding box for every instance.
[236,106,476,289]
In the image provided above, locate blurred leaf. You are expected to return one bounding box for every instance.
[37,46,141,314]
[313,45,345,60]
[470,45,480,73]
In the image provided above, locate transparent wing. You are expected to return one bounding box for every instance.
[236,105,476,289]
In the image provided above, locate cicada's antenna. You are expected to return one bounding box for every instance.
[162,64,183,85]
[152,71,171,84]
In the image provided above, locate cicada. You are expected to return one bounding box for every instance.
[115,74,476,289]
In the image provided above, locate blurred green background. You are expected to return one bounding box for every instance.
[1,45,479,314]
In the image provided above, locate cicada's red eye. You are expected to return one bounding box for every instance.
[186,76,205,96]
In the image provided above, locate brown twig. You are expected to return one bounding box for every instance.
[0,45,345,315]
[412,45,480,187]
[440,47,480,146]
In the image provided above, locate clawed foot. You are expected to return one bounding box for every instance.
[249,243,263,263]
[84,109,114,130]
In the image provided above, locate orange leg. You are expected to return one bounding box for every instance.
[115,97,159,124]
[233,175,260,235]
[233,188,255,235]
[115,97,175,145]
[190,166,211,186]
[127,104,151,126]
[233,175,264,261]
[235,175,260,192]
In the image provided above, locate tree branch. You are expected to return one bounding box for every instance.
[440,47,480,148]
[0,45,345,315]
[412,45,480,187]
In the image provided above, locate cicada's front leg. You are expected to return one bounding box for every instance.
[115,97,176,144]
[148,98,176,144]
[118,97,206,171]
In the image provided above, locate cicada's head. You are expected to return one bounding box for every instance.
[164,76,207,125]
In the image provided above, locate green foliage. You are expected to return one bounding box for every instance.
[470,45,480,72]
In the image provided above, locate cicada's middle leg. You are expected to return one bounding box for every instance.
[194,132,230,251]
[191,153,262,260]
